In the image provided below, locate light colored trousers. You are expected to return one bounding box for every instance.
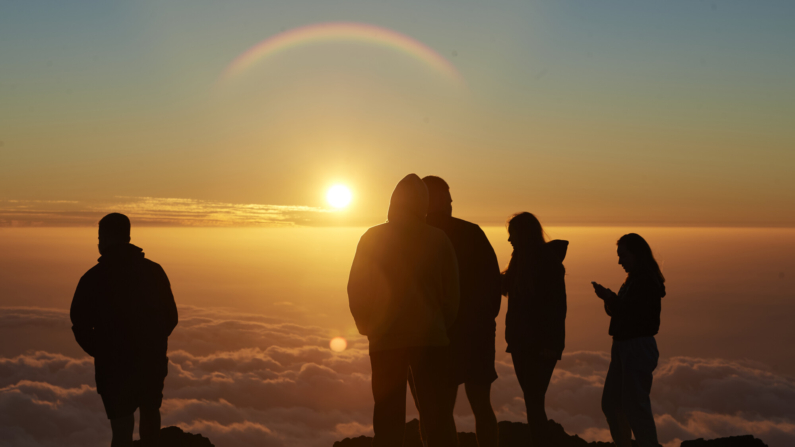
[601,336,660,447]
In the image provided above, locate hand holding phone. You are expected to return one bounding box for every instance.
[591,281,609,299]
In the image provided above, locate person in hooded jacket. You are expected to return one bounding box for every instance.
[348,174,460,447]
[501,212,567,446]
[592,233,665,447]
[71,213,178,447]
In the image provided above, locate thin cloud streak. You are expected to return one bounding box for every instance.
[0,197,336,227]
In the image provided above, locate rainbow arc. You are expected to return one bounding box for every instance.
[219,22,463,85]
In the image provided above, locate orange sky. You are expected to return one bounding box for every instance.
[1,2,794,227]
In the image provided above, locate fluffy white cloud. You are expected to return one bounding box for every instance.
[484,351,795,447]
[0,306,792,447]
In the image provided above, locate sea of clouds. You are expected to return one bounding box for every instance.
[1,306,793,447]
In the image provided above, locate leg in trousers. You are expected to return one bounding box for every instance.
[620,338,659,447]
[511,351,557,446]
[602,341,633,447]
[371,349,410,447]
[465,381,498,447]
[109,413,134,447]
[139,405,161,447]
[410,347,458,447]
[410,350,459,447]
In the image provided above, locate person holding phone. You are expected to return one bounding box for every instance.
[501,212,568,446]
[592,233,665,447]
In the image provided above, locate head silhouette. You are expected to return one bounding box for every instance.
[422,176,452,216]
[616,233,665,282]
[98,213,131,254]
[387,174,429,223]
[506,212,547,251]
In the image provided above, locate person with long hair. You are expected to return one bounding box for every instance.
[592,233,666,447]
[501,212,568,445]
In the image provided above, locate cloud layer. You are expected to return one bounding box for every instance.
[0,306,793,447]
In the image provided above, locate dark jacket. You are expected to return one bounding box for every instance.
[605,272,665,340]
[503,240,568,358]
[426,213,501,347]
[348,174,460,353]
[70,244,178,393]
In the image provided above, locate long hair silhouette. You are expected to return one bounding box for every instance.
[502,212,548,290]
[617,233,665,283]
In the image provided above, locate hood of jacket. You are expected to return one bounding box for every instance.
[547,240,569,263]
[387,174,429,223]
[98,243,145,263]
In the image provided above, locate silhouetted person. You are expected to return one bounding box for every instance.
[407,176,500,447]
[70,213,178,447]
[348,174,460,447]
[592,233,665,447]
[501,212,567,446]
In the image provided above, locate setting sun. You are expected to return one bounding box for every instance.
[326,185,352,209]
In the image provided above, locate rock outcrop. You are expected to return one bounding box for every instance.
[680,435,769,447]
[132,426,215,447]
[332,419,769,447]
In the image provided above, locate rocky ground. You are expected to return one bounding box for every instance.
[332,419,769,447]
[132,426,215,447]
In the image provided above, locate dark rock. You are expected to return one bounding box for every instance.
[332,435,372,447]
[680,434,768,447]
[333,419,768,447]
[132,426,214,447]
[494,419,620,447]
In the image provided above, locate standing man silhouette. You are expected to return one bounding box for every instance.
[348,174,460,447]
[71,213,178,447]
[414,176,501,447]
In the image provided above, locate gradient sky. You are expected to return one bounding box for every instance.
[2,4,795,445]
[1,0,794,227]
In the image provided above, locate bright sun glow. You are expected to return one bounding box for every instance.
[326,185,352,209]
[329,337,348,352]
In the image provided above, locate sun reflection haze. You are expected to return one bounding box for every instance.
[329,337,348,352]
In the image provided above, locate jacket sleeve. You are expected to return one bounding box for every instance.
[605,277,661,321]
[539,263,567,354]
[604,281,634,315]
[548,273,567,353]
[347,234,374,335]
[157,265,179,337]
[476,227,502,320]
[70,274,98,357]
[439,235,460,329]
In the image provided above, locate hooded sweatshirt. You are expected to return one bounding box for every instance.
[348,174,460,353]
[70,243,178,393]
[605,271,665,340]
[503,240,568,358]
